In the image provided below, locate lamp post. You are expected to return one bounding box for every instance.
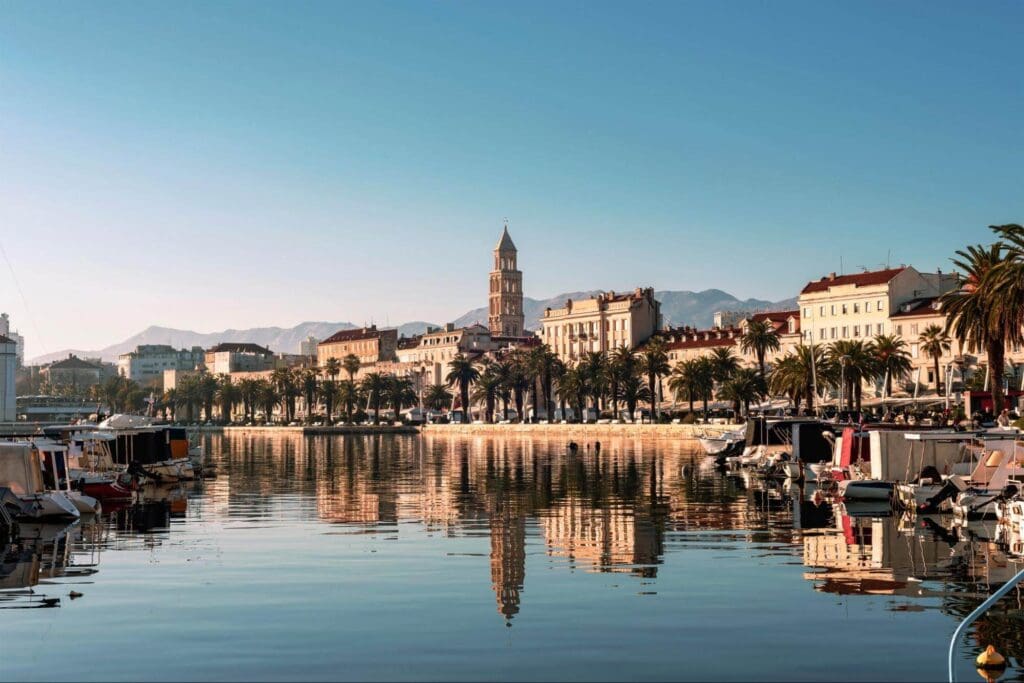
[840,354,851,413]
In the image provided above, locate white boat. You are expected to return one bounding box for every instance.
[698,428,745,456]
[32,438,102,515]
[950,433,1023,519]
[0,442,80,520]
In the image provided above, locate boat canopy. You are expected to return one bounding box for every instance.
[0,442,44,496]
[99,414,155,430]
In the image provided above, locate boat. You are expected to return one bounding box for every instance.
[40,426,134,501]
[98,414,197,482]
[698,427,746,457]
[0,442,80,520]
[31,438,102,515]
[949,432,1023,519]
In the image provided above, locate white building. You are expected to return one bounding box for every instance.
[539,288,662,364]
[798,267,958,346]
[0,334,16,421]
[300,335,320,357]
[0,313,25,367]
[117,345,205,387]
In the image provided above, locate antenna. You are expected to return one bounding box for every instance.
[840,254,844,276]
[886,250,891,269]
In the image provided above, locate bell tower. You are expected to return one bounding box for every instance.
[488,223,524,337]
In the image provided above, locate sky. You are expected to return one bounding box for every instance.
[2,1,1022,360]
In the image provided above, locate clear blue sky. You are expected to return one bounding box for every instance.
[2,1,1022,359]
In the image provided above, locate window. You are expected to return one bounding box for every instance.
[911,343,919,358]
[910,323,919,336]
[927,370,935,384]
[895,324,903,336]
[803,307,810,318]
[866,301,872,313]
[877,300,885,311]
[830,327,836,339]
[842,304,848,315]
[831,305,836,315]
[877,323,883,335]
[853,325,860,337]
[819,329,826,340]
[853,303,860,313]
[841,326,848,337]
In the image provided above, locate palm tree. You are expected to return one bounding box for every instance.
[323,357,342,382]
[504,352,532,420]
[423,383,453,412]
[579,351,607,413]
[528,346,560,421]
[342,353,361,382]
[942,241,1020,413]
[827,340,878,412]
[472,369,503,423]
[740,319,781,377]
[667,359,699,416]
[606,346,635,418]
[556,366,587,421]
[873,334,912,398]
[300,367,320,421]
[360,372,389,424]
[270,367,299,422]
[237,378,261,423]
[337,379,360,423]
[215,374,240,423]
[385,375,417,419]
[445,354,480,422]
[718,367,767,417]
[617,372,650,422]
[196,372,219,422]
[769,345,834,414]
[318,378,339,424]
[692,357,716,422]
[918,325,952,396]
[708,347,740,384]
[255,379,278,422]
[637,337,670,420]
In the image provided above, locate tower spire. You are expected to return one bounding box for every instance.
[489,223,524,337]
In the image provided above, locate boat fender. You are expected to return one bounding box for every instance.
[976,645,1006,670]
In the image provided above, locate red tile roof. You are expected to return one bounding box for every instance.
[801,268,906,294]
[320,326,384,345]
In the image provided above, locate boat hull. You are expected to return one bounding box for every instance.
[838,480,893,501]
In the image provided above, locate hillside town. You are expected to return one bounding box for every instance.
[3,223,1023,427]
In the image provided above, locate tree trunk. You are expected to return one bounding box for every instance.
[989,340,1006,414]
[933,355,942,396]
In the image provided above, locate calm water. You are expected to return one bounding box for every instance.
[2,433,1022,682]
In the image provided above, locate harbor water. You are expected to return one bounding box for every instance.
[2,433,1022,681]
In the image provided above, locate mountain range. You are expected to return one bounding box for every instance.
[28,289,796,365]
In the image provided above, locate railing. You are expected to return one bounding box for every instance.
[948,567,1024,682]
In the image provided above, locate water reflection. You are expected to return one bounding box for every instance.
[2,433,1021,681]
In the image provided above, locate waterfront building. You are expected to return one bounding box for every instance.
[665,310,801,367]
[316,325,398,370]
[394,323,493,386]
[204,342,275,375]
[489,225,525,338]
[300,335,320,357]
[539,288,662,364]
[162,368,202,391]
[798,266,957,347]
[0,334,15,421]
[117,345,206,387]
[0,313,25,367]
[888,296,1024,396]
[39,354,106,390]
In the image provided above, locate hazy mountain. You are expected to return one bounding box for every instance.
[27,290,795,365]
[455,289,798,332]
[29,321,436,365]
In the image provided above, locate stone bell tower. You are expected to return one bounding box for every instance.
[488,224,524,337]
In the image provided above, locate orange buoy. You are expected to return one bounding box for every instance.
[976,645,1006,670]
